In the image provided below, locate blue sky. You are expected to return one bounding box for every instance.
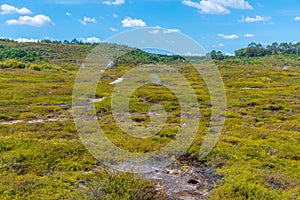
[0,0,300,53]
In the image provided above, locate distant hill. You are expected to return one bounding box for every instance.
[0,39,185,70]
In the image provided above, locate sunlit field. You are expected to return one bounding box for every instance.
[0,40,299,199]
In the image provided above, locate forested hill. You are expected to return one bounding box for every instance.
[0,39,184,70]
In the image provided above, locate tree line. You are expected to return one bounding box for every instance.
[40,39,98,45]
[235,42,300,57]
[210,42,300,60]
[0,38,98,45]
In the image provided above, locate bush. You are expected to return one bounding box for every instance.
[74,171,164,200]
[0,59,26,69]
[28,63,61,71]
[0,45,42,62]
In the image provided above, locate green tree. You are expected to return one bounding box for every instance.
[71,38,79,44]
[210,50,217,59]
[271,42,279,55]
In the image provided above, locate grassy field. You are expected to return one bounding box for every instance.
[0,41,299,199]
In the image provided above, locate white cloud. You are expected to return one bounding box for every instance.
[163,29,180,34]
[244,33,254,37]
[79,16,97,25]
[218,33,239,39]
[15,38,39,43]
[182,0,229,14]
[212,43,225,47]
[6,14,54,27]
[182,0,252,15]
[66,12,72,16]
[103,0,124,5]
[182,52,203,56]
[149,29,160,34]
[212,0,252,9]
[294,16,300,21]
[112,13,118,18]
[121,17,146,28]
[110,27,118,32]
[224,52,234,56]
[1,4,32,15]
[80,36,101,43]
[182,0,203,10]
[200,1,230,14]
[148,27,180,35]
[239,15,271,23]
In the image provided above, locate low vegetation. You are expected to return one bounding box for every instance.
[0,39,299,199]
